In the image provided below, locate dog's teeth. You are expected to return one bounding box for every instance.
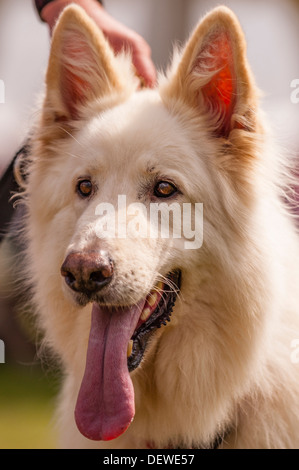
[141,307,151,321]
[127,340,133,358]
[156,281,164,292]
[147,292,158,307]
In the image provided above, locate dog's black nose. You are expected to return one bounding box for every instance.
[61,251,113,295]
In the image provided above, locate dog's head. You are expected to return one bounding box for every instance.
[26,5,263,444]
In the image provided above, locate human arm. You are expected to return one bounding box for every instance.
[35,0,157,87]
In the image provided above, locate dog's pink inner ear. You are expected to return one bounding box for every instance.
[60,65,91,120]
[59,38,95,119]
[194,32,236,137]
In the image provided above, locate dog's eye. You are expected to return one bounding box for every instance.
[154,181,177,198]
[77,179,93,197]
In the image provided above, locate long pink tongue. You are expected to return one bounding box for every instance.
[75,302,144,441]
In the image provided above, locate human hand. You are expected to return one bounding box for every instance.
[41,0,157,87]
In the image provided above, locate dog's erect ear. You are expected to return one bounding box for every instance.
[44,5,123,121]
[162,7,257,138]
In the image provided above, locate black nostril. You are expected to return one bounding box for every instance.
[87,270,112,290]
[63,271,76,289]
[89,271,107,283]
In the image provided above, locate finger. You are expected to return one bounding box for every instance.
[132,52,157,88]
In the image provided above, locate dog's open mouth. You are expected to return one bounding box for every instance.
[127,270,181,372]
[75,270,181,442]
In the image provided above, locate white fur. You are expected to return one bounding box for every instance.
[19,5,299,448]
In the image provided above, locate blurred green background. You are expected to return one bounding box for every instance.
[0,364,58,449]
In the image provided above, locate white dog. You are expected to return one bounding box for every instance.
[18,5,299,448]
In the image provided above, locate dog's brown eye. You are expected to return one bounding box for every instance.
[77,179,93,197]
[154,181,177,198]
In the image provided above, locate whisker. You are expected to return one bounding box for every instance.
[57,126,84,147]
[65,152,84,160]
[153,272,182,306]
[155,273,180,294]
